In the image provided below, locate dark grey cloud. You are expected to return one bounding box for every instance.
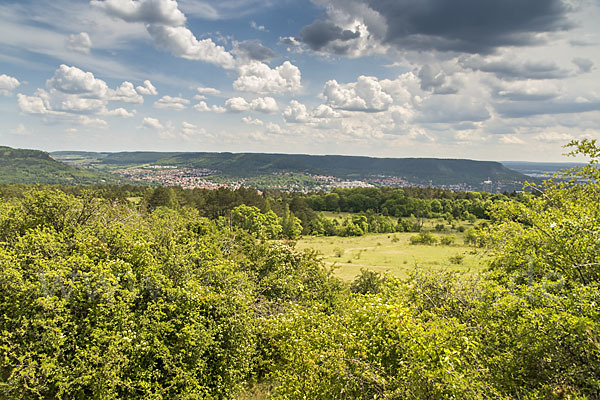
[298,20,360,53]
[233,40,275,61]
[373,0,571,53]
[460,57,571,80]
[572,57,594,73]
[301,0,573,55]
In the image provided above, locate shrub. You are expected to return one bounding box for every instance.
[449,254,464,264]
[410,231,437,245]
[440,235,456,246]
[350,268,386,294]
[333,247,343,257]
[464,229,479,245]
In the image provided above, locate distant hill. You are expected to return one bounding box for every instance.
[52,150,529,188]
[0,146,123,185]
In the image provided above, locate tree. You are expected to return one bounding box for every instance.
[324,192,340,211]
[231,204,283,239]
[232,204,266,236]
[146,186,177,211]
[485,139,600,286]
[281,203,302,239]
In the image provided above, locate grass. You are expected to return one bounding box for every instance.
[296,222,489,281]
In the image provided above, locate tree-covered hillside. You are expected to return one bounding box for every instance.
[53,150,528,187]
[0,146,125,185]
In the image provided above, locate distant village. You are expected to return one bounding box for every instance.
[114,165,489,192]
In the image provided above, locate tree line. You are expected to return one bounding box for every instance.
[0,184,516,238]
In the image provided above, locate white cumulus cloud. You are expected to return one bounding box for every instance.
[196,86,221,96]
[0,74,20,96]
[242,116,264,125]
[311,104,340,119]
[67,32,92,54]
[17,93,50,114]
[154,95,190,110]
[80,116,108,127]
[146,24,235,68]
[250,21,265,31]
[233,61,301,94]
[194,101,226,113]
[46,64,109,98]
[141,116,164,130]
[322,76,393,112]
[225,96,278,113]
[112,81,144,103]
[249,96,278,113]
[103,107,136,117]
[225,97,250,112]
[283,100,310,123]
[16,65,152,125]
[136,80,158,96]
[266,122,283,134]
[181,121,205,138]
[92,0,235,69]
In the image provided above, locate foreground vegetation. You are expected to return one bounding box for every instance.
[1,141,599,398]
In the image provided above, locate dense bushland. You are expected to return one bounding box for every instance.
[0,189,342,398]
[1,140,599,399]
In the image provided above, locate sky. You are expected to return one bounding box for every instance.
[0,0,599,162]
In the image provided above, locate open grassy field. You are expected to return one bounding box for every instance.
[296,222,489,281]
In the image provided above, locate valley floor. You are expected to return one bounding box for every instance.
[296,226,488,281]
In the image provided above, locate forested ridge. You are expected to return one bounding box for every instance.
[0,147,124,185]
[1,140,599,399]
[52,150,528,186]
[1,145,529,189]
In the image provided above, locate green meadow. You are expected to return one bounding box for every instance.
[296,219,489,281]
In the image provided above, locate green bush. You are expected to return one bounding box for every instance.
[440,235,456,245]
[410,231,437,245]
[350,268,386,294]
[449,254,464,264]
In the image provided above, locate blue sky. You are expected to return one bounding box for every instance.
[0,0,599,161]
